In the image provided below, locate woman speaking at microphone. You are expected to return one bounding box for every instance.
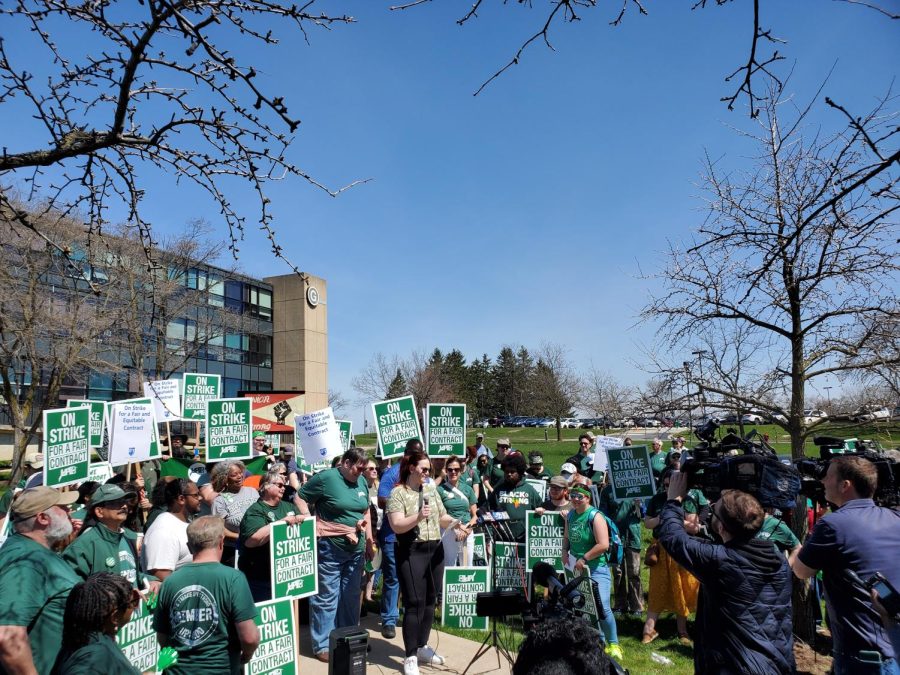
[387,449,466,675]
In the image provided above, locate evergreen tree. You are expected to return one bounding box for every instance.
[386,368,408,399]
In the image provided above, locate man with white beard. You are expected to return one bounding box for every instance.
[0,486,80,675]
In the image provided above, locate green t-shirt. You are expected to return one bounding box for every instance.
[53,632,139,675]
[598,484,643,550]
[458,466,480,492]
[754,514,800,554]
[646,489,703,538]
[649,451,668,478]
[436,480,477,522]
[153,562,257,675]
[567,507,607,569]
[62,523,146,587]
[238,499,295,580]
[488,479,542,541]
[0,533,80,675]
[298,467,369,551]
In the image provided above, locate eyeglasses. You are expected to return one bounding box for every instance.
[419,467,431,474]
[446,468,461,473]
[277,472,287,476]
[579,441,591,446]
[271,482,286,489]
[569,493,587,501]
[366,467,377,471]
[101,498,134,509]
[497,445,509,449]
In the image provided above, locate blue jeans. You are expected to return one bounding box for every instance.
[309,537,365,654]
[379,534,400,627]
[590,564,619,645]
[833,653,900,675]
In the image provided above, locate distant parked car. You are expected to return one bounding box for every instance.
[741,413,766,425]
[851,406,890,422]
[803,409,828,425]
[560,417,580,428]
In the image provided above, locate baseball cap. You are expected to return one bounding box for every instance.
[10,486,78,521]
[549,476,568,488]
[476,432,484,439]
[528,452,544,465]
[90,484,137,507]
[560,462,578,478]
[24,452,44,469]
[496,438,511,448]
[196,473,212,489]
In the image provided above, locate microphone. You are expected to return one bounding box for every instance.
[532,562,585,609]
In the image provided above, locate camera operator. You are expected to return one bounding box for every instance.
[658,471,795,674]
[789,456,900,674]
[513,617,612,675]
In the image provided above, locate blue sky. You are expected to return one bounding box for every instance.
[3,1,898,428]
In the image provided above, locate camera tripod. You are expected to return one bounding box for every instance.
[461,613,516,675]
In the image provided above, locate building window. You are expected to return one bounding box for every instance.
[225,280,243,312]
[246,286,273,321]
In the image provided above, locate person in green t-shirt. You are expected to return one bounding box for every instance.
[599,481,645,615]
[296,448,375,661]
[437,456,478,567]
[754,511,801,556]
[649,439,668,479]
[53,573,141,675]
[562,484,621,660]
[0,486,80,675]
[154,516,259,675]
[238,471,306,602]
[487,454,542,541]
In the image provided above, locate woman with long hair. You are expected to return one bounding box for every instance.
[387,450,466,675]
[53,573,141,674]
[436,455,477,566]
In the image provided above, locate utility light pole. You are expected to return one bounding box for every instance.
[691,349,709,419]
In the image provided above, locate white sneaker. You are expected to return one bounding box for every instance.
[417,645,446,665]
[403,655,420,675]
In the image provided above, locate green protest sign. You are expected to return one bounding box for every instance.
[66,399,106,447]
[564,569,602,632]
[493,541,526,594]
[525,511,565,573]
[265,433,281,452]
[470,533,489,567]
[43,407,90,487]
[270,517,318,600]
[371,395,421,459]
[245,598,297,675]
[206,398,252,461]
[425,403,466,457]
[336,420,352,451]
[442,567,489,630]
[607,445,656,499]
[181,373,222,420]
[116,599,158,672]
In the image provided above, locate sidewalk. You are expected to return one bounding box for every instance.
[297,614,514,675]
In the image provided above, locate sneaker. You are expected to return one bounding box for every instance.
[403,655,420,675]
[382,624,396,639]
[605,643,624,661]
[417,645,446,665]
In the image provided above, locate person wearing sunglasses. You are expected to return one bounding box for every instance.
[562,484,622,661]
[436,456,478,566]
[565,433,598,480]
[387,450,466,675]
[239,471,306,602]
[62,484,159,593]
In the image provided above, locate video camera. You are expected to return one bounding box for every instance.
[795,436,900,508]
[681,420,801,510]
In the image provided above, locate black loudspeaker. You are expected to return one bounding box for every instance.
[328,626,368,675]
[475,590,527,618]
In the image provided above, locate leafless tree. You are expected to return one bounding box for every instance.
[583,366,633,433]
[352,353,406,403]
[401,350,459,411]
[0,0,362,276]
[328,388,349,418]
[530,342,582,440]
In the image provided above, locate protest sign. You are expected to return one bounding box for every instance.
[143,379,182,422]
[116,599,158,672]
[442,567,489,630]
[607,445,656,499]
[592,435,623,472]
[525,511,565,573]
[87,461,114,484]
[493,541,526,594]
[470,533,489,567]
[425,403,466,457]
[270,517,318,600]
[242,391,306,433]
[336,420,353,451]
[181,373,221,420]
[371,395,421,460]
[265,433,281,452]
[564,569,603,632]
[525,478,547,501]
[108,398,160,466]
[66,399,106,448]
[206,398,252,461]
[294,407,344,465]
[43,407,90,488]
[245,598,297,675]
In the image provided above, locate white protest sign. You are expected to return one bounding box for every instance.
[294,407,344,465]
[108,398,160,465]
[143,379,182,422]
[592,435,623,472]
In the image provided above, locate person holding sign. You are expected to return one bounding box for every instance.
[562,484,622,662]
[53,573,142,675]
[238,471,306,602]
[436,456,478,566]
[487,454,542,541]
[296,448,375,663]
[387,450,466,675]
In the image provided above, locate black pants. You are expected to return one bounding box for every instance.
[396,540,445,657]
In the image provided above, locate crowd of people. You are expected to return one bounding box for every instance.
[1,431,899,675]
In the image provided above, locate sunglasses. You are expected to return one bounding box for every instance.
[101,498,134,509]
[569,493,587,501]
[446,468,461,473]
[418,467,431,474]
